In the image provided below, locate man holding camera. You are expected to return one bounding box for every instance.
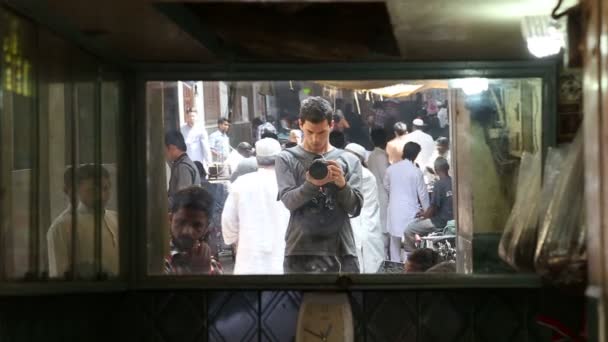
[276,97,364,274]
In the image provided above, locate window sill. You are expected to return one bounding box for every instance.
[136,273,542,291]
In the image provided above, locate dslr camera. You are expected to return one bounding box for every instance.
[308,156,346,181]
[308,157,330,180]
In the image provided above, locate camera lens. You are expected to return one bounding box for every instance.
[309,159,328,180]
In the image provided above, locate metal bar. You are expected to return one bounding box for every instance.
[94,68,103,279]
[133,75,148,286]
[0,21,9,280]
[28,25,41,279]
[0,10,6,281]
[133,60,560,81]
[1,86,15,280]
[69,76,79,280]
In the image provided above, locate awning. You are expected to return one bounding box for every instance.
[316,80,449,98]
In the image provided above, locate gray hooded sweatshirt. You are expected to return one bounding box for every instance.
[275,145,363,257]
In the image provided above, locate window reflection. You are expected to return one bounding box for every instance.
[1,7,36,279]
[0,11,123,281]
[47,164,119,278]
[147,79,542,276]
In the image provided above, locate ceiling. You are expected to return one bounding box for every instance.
[41,0,577,63]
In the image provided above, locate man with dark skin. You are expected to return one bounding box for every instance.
[165,187,222,275]
[403,157,453,254]
[165,130,201,206]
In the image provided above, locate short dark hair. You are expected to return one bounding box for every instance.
[300,96,333,124]
[76,164,110,185]
[436,137,449,147]
[426,260,456,273]
[329,130,346,149]
[252,117,263,126]
[165,130,187,152]
[393,122,407,136]
[434,157,450,173]
[406,248,440,272]
[236,142,254,157]
[402,142,421,161]
[63,166,75,189]
[261,131,279,141]
[217,117,231,125]
[266,115,275,123]
[371,128,388,149]
[169,187,214,219]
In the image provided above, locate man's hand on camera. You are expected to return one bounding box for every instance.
[306,171,331,187]
[326,160,346,189]
[305,161,346,189]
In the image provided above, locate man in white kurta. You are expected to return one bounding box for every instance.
[365,129,390,257]
[47,165,119,278]
[403,119,435,170]
[345,143,386,273]
[222,138,289,274]
[180,109,212,170]
[384,142,430,262]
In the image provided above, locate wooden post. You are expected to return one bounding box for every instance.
[450,88,473,274]
[583,0,607,339]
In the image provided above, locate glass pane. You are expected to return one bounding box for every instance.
[45,48,120,280]
[37,28,72,278]
[0,8,37,279]
[101,76,121,277]
[466,78,543,274]
[146,78,544,276]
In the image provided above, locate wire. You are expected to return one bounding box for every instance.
[551,0,574,19]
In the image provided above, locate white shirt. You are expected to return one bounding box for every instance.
[384,159,429,237]
[181,124,212,169]
[366,147,389,233]
[350,168,386,273]
[403,130,435,170]
[222,168,290,274]
[226,150,244,175]
[47,203,119,278]
[438,108,448,128]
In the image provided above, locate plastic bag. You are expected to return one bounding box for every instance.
[535,131,586,286]
[498,150,542,271]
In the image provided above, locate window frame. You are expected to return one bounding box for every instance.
[132,60,558,291]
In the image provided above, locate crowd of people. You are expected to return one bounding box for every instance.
[159,96,455,275]
[45,96,455,278]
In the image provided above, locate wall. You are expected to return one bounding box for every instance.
[0,289,554,342]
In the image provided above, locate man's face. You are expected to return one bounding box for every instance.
[437,144,449,155]
[366,115,375,125]
[169,208,209,251]
[218,121,230,133]
[165,145,177,162]
[78,177,111,210]
[300,119,332,153]
[186,111,197,126]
